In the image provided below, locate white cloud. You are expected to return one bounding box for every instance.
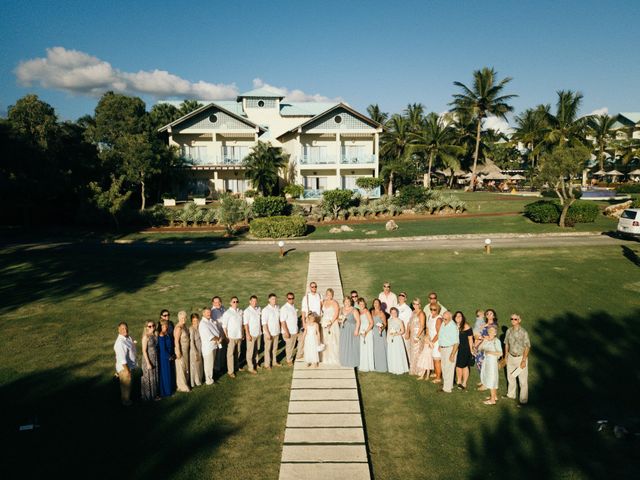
[15,47,239,99]
[588,107,608,116]
[483,115,513,134]
[252,78,340,103]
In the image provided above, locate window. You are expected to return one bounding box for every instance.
[621,210,637,220]
[223,178,250,194]
[334,115,342,124]
[342,176,359,189]
[182,145,209,164]
[209,114,218,123]
[303,145,329,163]
[258,100,265,108]
[304,176,328,190]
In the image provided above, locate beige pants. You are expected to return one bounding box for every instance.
[203,351,216,384]
[246,335,262,371]
[284,333,298,363]
[119,368,132,405]
[264,334,280,367]
[507,354,529,404]
[440,346,457,393]
[227,338,241,375]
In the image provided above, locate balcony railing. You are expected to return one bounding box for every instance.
[302,189,325,199]
[183,154,246,166]
[299,155,337,165]
[340,155,376,165]
[302,186,381,200]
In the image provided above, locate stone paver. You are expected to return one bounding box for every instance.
[284,427,365,444]
[279,251,370,480]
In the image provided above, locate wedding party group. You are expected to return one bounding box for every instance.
[113,282,530,407]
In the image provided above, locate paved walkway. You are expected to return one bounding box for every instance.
[279,251,371,480]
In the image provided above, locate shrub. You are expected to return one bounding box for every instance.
[541,188,582,199]
[283,184,304,198]
[566,201,599,224]
[244,189,258,198]
[321,189,354,219]
[525,200,599,224]
[617,184,640,194]
[216,194,245,235]
[355,177,385,190]
[394,185,431,208]
[631,198,640,208]
[252,195,288,218]
[250,215,307,238]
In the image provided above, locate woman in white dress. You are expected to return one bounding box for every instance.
[426,305,443,384]
[303,313,321,368]
[320,288,340,365]
[386,307,409,374]
[479,325,502,405]
[357,298,375,372]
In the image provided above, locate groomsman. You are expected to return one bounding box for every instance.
[221,297,243,378]
[280,292,299,366]
[261,293,281,369]
[424,292,448,316]
[199,308,221,385]
[378,282,398,313]
[438,311,459,393]
[243,295,262,374]
[397,293,412,356]
[113,322,137,406]
[300,282,322,359]
[504,314,531,405]
[210,296,226,373]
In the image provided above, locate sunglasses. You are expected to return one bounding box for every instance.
[310,286,317,289]
[383,285,390,288]
[231,300,238,304]
[511,317,519,321]
[161,314,169,317]
[287,297,294,300]
[351,295,358,298]
[147,325,155,328]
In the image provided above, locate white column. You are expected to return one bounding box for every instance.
[374,132,379,177]
[336,132,341,189]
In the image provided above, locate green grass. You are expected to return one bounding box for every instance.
[0,244,308,479]
[338,246,640,479]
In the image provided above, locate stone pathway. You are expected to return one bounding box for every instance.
[278,251,371,480]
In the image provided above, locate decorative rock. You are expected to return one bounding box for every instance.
[385,220,398,231]
[402,209,415,215]
[329,227,342,234]
[365,230,377,235]
[604,200,632,218]
[340,225,354,232]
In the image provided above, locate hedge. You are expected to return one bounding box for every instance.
[252,196,288,217]
[394,185,431,208]
[524,200,599,224]
[617,183,640,194]
[250,215,307,238]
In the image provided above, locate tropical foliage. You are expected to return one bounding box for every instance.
[243,141,289,196]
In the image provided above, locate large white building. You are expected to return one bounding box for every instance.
[158,88,383,198]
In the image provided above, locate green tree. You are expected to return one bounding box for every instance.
[410,112,463,188]
[512,105,550,169]
[321,189,353,219]
[538,145,590,227]
[450,67,517,190]
[380,114,413,194]
[150,103,180,130]
[243,141,289,195]
[544,90,590,149]
[588,114,616,171]
[116,133,162,210]
[216,193,245,235]
[367,104,388,124]
[88,174,131,229]
[404,103,426,132]
[178,99,201,116]
[87,91,146,147]
[8,94,58,149]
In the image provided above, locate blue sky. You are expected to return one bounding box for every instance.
[1,0,638,125]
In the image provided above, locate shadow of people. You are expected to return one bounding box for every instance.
[467,310,640,479]
[621,245,640,267]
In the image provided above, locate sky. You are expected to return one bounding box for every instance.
[1,0,638,128]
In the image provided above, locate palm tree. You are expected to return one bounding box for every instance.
[243,141,289,195]
[512,105,550,169]
[450,67,517,190]
[380,114,413,195]
[404,103,426,132]
[367,104,388,124]
[178,99,201,116]
[544,90,590,148]
[588,114,616,171]
[149,103,180,130]
[410,113,463,188]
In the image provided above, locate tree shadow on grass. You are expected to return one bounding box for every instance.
[467,310,640,479]
[1,360,233,479]
[621,245,640,267]
[0,242,232,315]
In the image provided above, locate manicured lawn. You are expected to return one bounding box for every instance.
[338,246,640,479]
[0,244,308,479]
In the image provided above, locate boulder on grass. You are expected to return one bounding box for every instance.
[329,227,342,234]
[340,225,354,232]
[604,200,632,218]
[385,220,398,231]
[365,230,378,235]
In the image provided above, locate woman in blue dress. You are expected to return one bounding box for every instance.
[371,298,388,373]
[158,320,176,397]
[339,297,361,368]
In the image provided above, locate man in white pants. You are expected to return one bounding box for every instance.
[199,307,221,385]
[300,282,322,359]
[280,292,299,366]
[221,297,243,378]
[504,313,530,405]
[262,293,281,369]
[438,311,459,393]
[243,295,262,374]
[397,293,412,358]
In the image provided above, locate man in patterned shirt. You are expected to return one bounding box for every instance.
[504,313,531,405]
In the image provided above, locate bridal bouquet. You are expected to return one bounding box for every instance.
[321,317,332,331]
[376,322,384,337]
[338,313,346,328]
[388,327,399,343]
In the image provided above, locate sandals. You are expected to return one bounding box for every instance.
[483,399,496,405]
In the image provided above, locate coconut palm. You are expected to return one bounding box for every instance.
[450,67,517,190]
[380,114,413,195]
[178,99,201,116]
[512,105,550,169]
[243,141,289,195]
[588,114,616,171]
[410,112,464,188]
[404,103,426,132]
[367,104,389,124]
[544,90,590,148]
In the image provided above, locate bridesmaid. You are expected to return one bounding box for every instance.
[140,320,159,401]
[413,299,434,381]
[320,288,341,365]
[339,297,361,368]
[357,298,375,372]
[189,313,204,387]
[174,311,191,393]
[158,319,176,397]
[371,299,388,373]
[386,307,409,374]
[454,311,474,390]
[408,299,426,376]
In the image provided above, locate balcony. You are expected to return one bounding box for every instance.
[182,148,247,167]
[340,155,376,165]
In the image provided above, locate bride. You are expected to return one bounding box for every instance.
[320,288,340,364]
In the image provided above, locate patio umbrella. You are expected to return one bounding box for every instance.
[606,170,623,176]
[628,168,640,175]
[592,169,606,176]
[484,172,509,180]
[510,174,526,180]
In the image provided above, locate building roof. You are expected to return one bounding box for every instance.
[613,112,640,128]
[279,102,383,138]
[280,102,339,116]
[238,87,285,99]
[157,102,264,132]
